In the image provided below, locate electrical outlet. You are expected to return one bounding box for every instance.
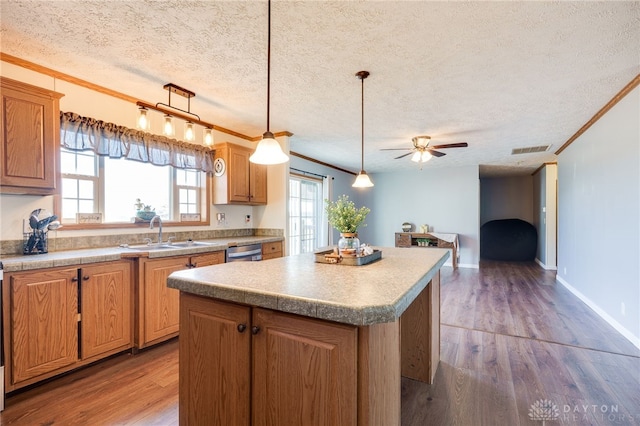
[245,214,251,223]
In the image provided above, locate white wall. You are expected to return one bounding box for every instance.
[0,61,287,242]
[480,176,534,226]
[367,166,480,267]
[557,85,639,347]
[533,164,557,269]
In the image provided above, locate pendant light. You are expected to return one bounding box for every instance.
[249,0,289,165]
[352,70,374,188]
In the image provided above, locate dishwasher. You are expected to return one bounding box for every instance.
[226,243,262,262]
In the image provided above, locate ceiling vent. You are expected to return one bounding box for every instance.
[511,145,551,155]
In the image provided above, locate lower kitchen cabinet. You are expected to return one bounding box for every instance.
[261,240,283,260]
[179,293,357,425]
[2,261,133,391]
[137,251,225,348]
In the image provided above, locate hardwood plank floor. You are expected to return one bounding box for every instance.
[2,260,638,425]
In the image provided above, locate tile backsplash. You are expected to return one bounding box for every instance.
[1,228,283,256]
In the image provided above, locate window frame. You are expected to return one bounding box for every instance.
[288,173,323,255]
[55,147,210,230]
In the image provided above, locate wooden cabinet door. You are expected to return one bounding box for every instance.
[140,256,189,345]
[179,293,251,426]
[191,251,225,268]
[80,261,132,359]
[0,77,63,194]
[9,268,78,384]
[229,146,251,202]
[252,309,358,426]
[250,161,267,204]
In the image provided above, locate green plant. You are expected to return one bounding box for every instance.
[325,195,370,233]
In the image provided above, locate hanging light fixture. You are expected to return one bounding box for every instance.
[136,83,220,146]
[352,70,374,188]
[249,0,289,165]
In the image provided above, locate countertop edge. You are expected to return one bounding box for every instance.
[168,249,450,326]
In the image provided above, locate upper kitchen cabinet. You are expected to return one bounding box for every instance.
[213,142,267,205]
[0,77,64,195]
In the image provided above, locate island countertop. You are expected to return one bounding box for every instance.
[168,246,449,326]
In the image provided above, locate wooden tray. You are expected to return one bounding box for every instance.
[314,249,382,266]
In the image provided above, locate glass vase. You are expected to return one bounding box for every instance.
[338,233,360,256]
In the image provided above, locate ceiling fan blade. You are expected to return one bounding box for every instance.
[380,148,413,151]
[429,142,468,149]
[427,149,446,157]
[394,152,414,159]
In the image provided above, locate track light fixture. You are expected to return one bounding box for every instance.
[136,83,215,146]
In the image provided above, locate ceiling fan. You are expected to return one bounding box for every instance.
[381,136,468,163]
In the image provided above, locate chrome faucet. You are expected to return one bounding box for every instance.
[149,215,163,245]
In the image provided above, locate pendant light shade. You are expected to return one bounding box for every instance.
[184,121,195,141]
[250,0,289,165]
[352,70,373,188]
[163,114,175,136]
[203,127,214,146]
[137,106,150,131]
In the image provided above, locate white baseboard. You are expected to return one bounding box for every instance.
[457,263,479,269]
[556,275,640,350]
[535,258,557,270]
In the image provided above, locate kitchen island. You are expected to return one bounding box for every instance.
[168,247,449,426]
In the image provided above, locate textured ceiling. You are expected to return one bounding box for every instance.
[2,1,639,177]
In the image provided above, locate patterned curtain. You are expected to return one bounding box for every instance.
[60,112,214,173]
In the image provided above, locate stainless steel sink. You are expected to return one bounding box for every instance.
[122,241,222,250]
[168,241,222,248]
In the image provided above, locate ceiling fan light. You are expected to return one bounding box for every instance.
[413,136,431,149]
[421,151,432,162]
[250,131,289,165]
[411,151,422,162]
[352,170,374,188]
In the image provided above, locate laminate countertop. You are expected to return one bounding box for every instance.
[0,236,283,272]
[168,246,449,326]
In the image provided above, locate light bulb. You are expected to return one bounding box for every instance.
[411,151,422,162]
[184,122,195,141]
[163,115,174,136]
[137,107,149,130]
[352,171,374,188]
[203,128,214,146]
[421,151,432,162]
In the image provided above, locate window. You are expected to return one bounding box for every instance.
[288,175,323,255]
[61,147,206,224]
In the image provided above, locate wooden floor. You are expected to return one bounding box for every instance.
[1,261,638,425]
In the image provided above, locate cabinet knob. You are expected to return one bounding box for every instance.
[71,277,79,282]
[185,263,195,268]
[251,326,261,335]
[237,324,247,333]
[82,276,90,281]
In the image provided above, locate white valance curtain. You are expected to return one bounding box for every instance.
[60,112,214,173]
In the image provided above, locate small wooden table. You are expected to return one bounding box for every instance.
[395,232,459,269]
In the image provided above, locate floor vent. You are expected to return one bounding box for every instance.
[511,145,550,155]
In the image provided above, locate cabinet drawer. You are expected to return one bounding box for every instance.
[395,233,411,247]
[262,241,283,259]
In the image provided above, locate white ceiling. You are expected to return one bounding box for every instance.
[2,1,639,177]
